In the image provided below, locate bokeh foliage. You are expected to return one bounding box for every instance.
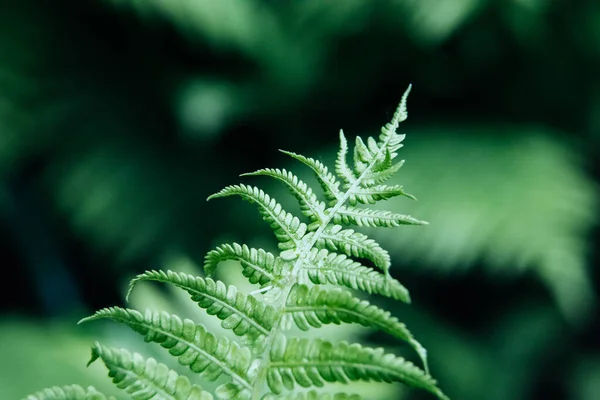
[1,0,599,399]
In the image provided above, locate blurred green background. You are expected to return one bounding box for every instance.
[1,0,599,399]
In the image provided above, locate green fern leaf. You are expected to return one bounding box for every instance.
[262,391,362,400]
[23,385,113,400]
[346,184,415,206]
[285,284,427,371]
[335,130,357,186]
[376,84,410,157]
[205,243,275,285]
[345,85,411,189]
[208,184,307,250]
[265,335,447,400]
[360,159,405,186]
[82,308,255,395]
[352,128,404,179]
[332,206,427,227]
[302,248,409,302]
[127,270,274,344]
[352,135,379,174]
[307,225,391,273]
[337,128,404,188]
[48,87,447,400]
[279,150,341,204]
[241,168,326,229]
[88,343,213,400]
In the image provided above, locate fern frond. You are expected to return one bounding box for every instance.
[126,270,274,344]
[285,284,427,371]
[333,206,427,227]
[23,385,113,400]
[279,150,341,204]
[335,130,357,186]
[265,335,447,400]
[46,87,447,400]
[88,342,213,400]
[241,168,326,229]
[352,135,383,175]
[205,243,275,285]
[263,391,362,400]
[302,248,409,302]
[82,308,255,394]
[346,184,415,205]
[344,85,410,189]
[376,84,410,158]
[335,124,404,190]
[208,184,307,250]
[307,225,391,274]
[359,159,405,186]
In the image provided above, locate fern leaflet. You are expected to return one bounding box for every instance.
[82,308,255,397]
[88,343,213,400]
[127,270,275,346]
[284,283,427,370]
[265,335,447,400]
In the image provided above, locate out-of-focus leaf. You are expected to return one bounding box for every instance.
[0,2,70,176]
[0,318,120,399]
[105,0,372,115]
[41,134,216,264]
[398,0,486,46]
[398,299,565,400]
[46,140,180,262]
[499,0,551,46]
[176,79,242,140]
[570,355,600,400]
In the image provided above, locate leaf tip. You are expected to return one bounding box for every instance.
[86,342,102,367]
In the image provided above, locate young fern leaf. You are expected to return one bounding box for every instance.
[376,84,410,156]
[338,129,406,188]
[88,343,213,400]
[126,270,275,346]
[205,243,276,285]
[284,283,428,371]
[265,335,447,400]
[335,130,357,186]
[360,159,405,186]
[23,385,114,400]
[346,183,416,205]
[81,308,256,397]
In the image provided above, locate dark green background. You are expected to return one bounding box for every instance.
[1,1,599,399]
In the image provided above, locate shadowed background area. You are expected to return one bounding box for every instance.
[1,0,599,399]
